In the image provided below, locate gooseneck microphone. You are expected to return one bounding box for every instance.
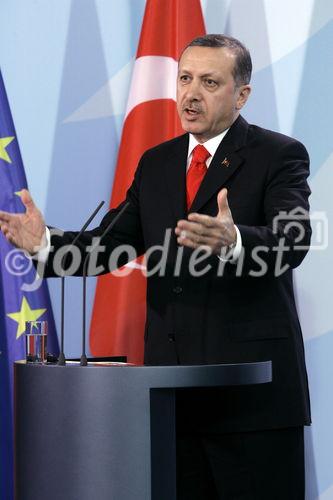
[57,201,105,366]
[80,201,130,366]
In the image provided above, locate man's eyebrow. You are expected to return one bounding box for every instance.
[178,69,220,78]
[200,72,220,79]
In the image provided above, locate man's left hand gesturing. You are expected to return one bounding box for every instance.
[175,188,237,255]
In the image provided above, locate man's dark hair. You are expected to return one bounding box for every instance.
[185,34,252,87]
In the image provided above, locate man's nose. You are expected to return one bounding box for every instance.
[185,79,202,100]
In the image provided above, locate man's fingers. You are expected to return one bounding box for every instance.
[188,212,215,227]
[176,225,218,246]
[176,234,196,248]
[176,217,226,239]
[0,223,8,235]
[177,217,216,233]
[177,231,209,247]
[2,225,14,241]
[21,189,36,212]
[177,231,216,250]
[217,188,230,215]
[0,211,10,223]
[176,221,208,238]
[176,206,235,253]
[1,225,13,243]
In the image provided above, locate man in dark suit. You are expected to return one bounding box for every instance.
[0,35,311,499]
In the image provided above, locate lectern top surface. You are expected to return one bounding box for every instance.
[14,360,272,389]
[15,360,137,367]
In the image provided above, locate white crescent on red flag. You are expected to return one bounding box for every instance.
[90,0,206,363]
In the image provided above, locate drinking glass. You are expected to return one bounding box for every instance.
[25,321,48,364]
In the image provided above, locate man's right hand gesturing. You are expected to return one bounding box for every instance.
[0,189,46,254]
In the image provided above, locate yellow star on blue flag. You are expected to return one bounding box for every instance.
[7,296,46,339]
[0,136,15,163]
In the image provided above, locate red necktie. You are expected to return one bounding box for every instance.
[186,145,210,209]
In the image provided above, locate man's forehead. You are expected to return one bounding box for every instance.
[178,46,236,70]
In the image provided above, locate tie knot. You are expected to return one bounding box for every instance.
[192,145,210,164]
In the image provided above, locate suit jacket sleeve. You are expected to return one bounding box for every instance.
[40,159,146,278]
[234,138,311,275]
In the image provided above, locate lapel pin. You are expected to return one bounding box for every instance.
[221,157,230,167]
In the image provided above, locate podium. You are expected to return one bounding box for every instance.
[14,360,271,500]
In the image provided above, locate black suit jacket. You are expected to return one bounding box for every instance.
[46,115,311,432]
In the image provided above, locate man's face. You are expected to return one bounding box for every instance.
[177,46,251,143]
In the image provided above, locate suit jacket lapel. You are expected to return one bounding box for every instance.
[162,134,189,221]
[190,115,249,213]
[161,116,250,217]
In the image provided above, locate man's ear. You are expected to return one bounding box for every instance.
[236,85,251,110]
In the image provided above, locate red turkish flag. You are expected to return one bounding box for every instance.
[90,0,205,363]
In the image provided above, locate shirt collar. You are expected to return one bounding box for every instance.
[187,128,230,161]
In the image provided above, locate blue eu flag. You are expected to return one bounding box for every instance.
[0,70,59,500]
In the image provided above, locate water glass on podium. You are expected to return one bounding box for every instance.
[25,321,48,364]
